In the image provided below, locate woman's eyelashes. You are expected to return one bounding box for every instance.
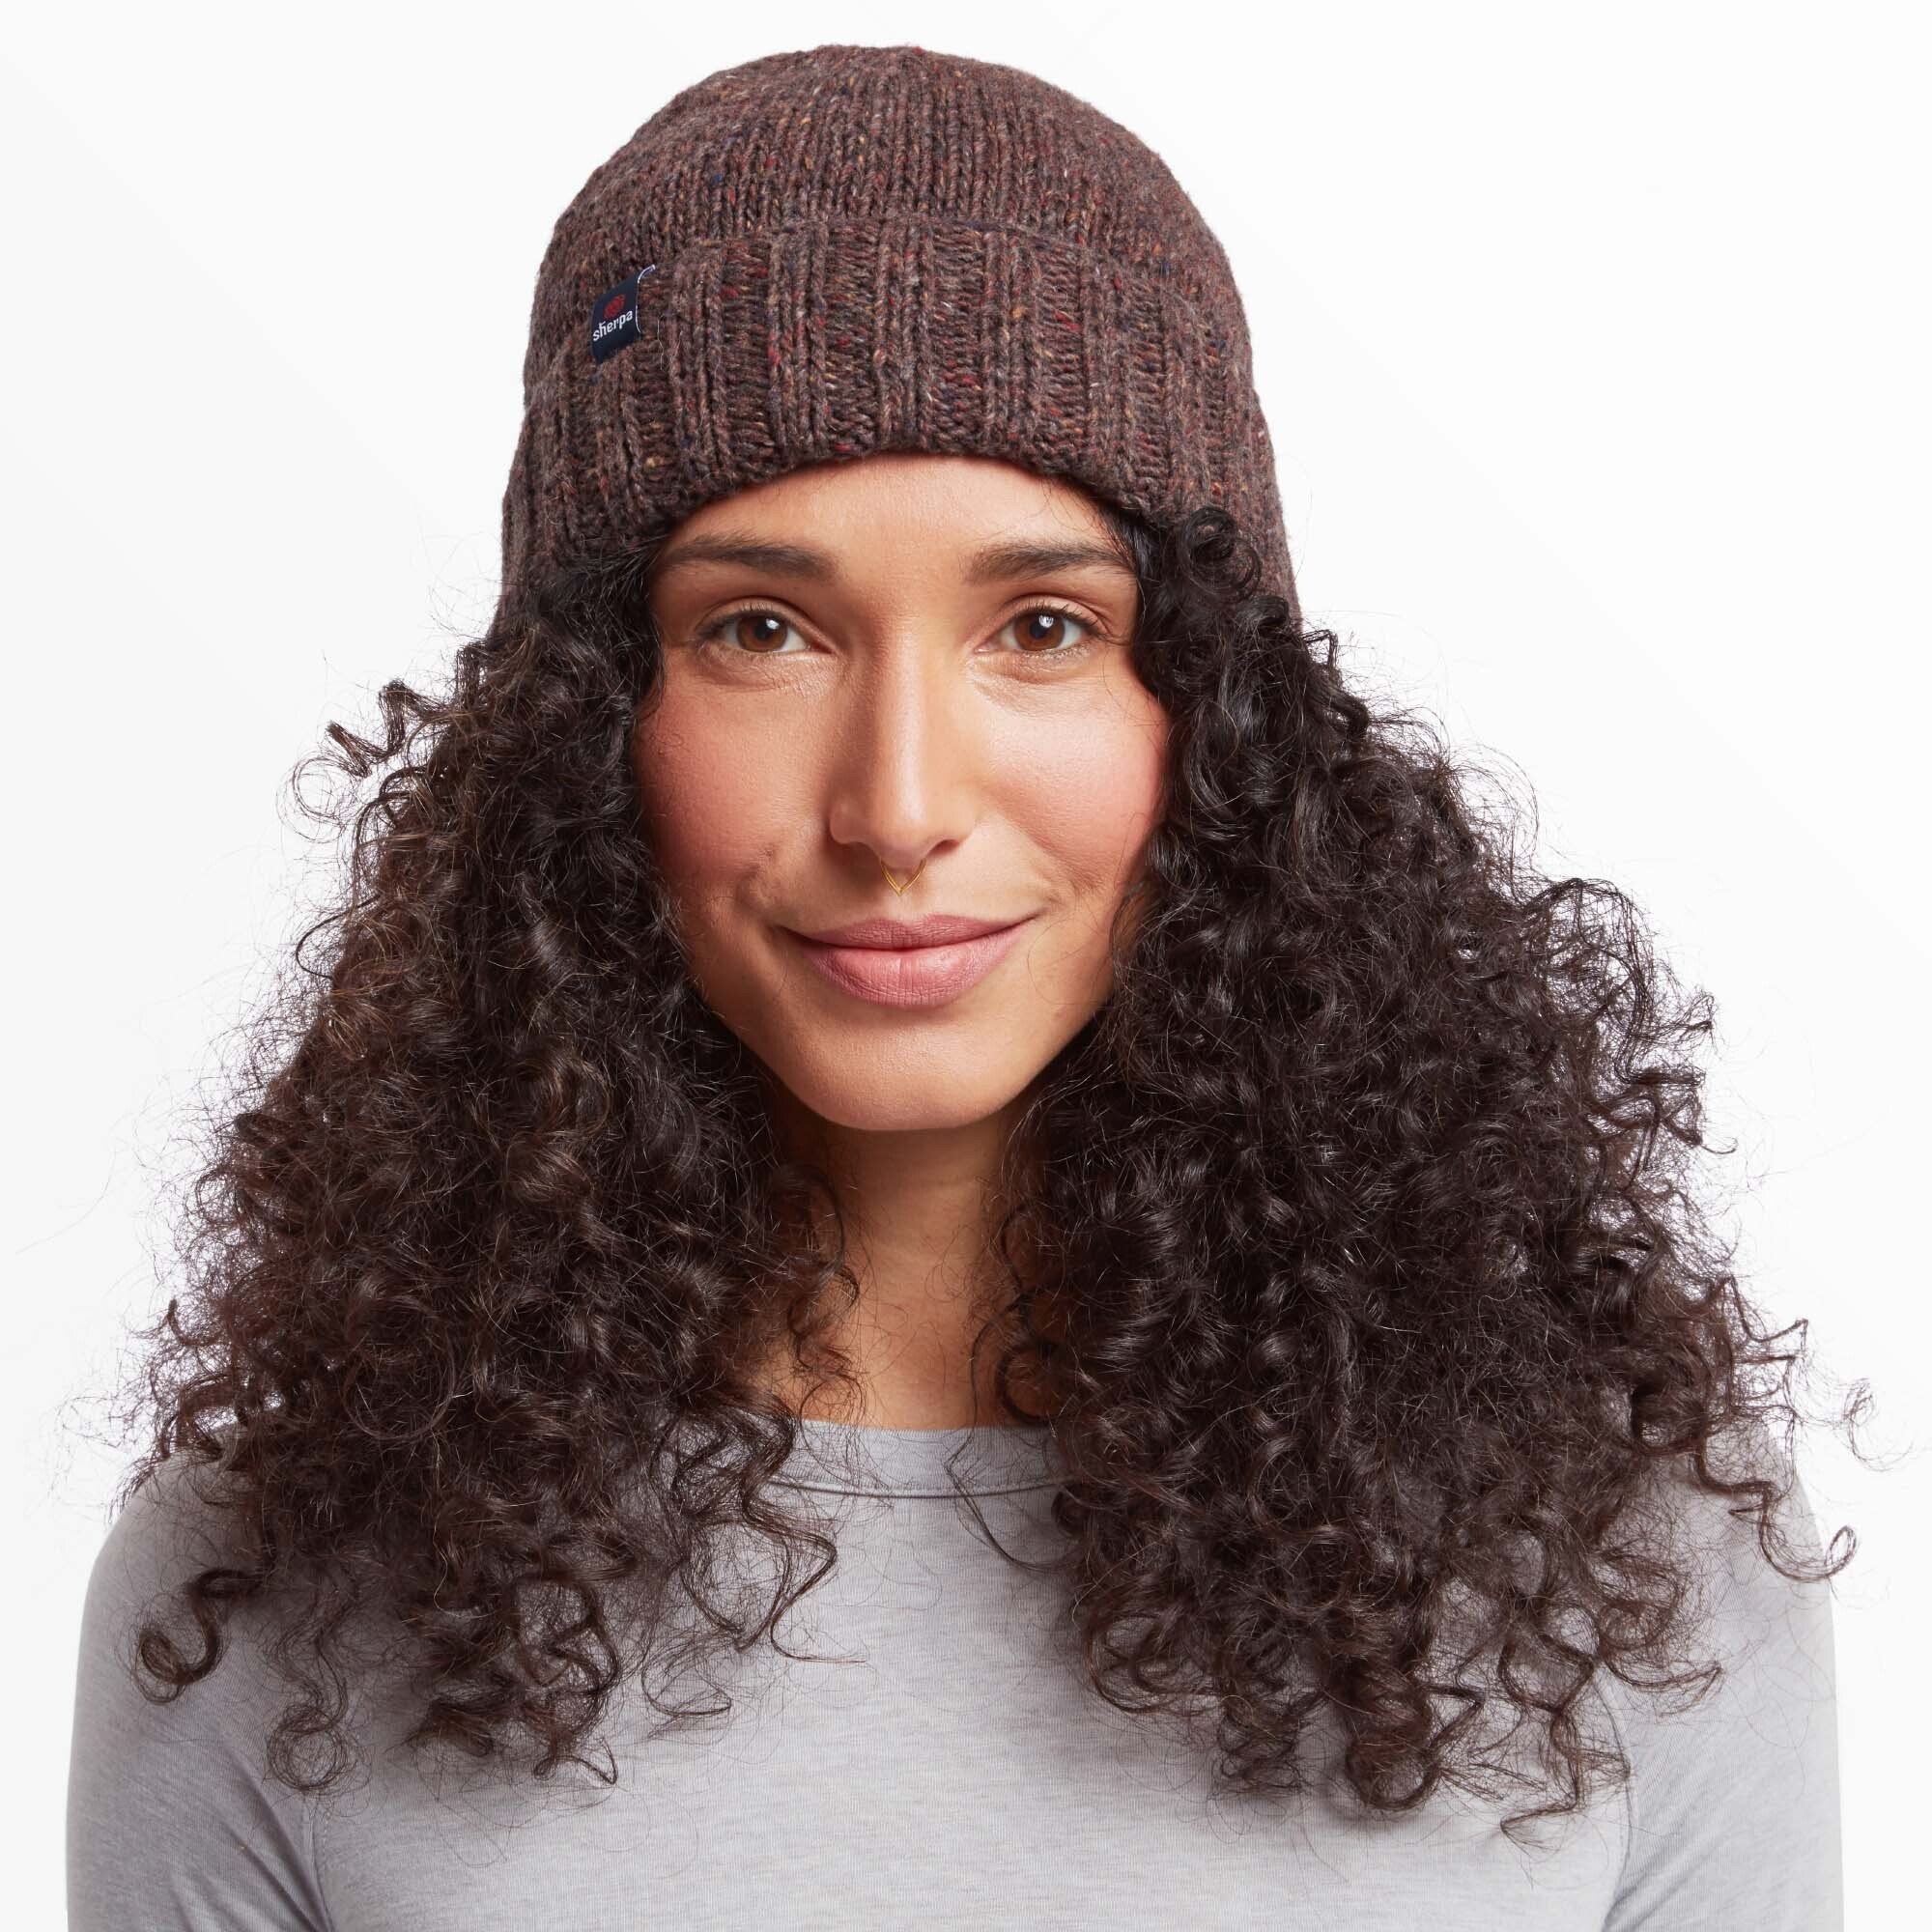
[686,601,1112,668]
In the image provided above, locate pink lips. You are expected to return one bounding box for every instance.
[786,915,1034,1009]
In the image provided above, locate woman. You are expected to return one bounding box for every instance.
[67,43,1861,1928]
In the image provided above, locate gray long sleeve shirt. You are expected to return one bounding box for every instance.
[67,1415,1842,1929]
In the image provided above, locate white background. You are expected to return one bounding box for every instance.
[6,2,1925,1922]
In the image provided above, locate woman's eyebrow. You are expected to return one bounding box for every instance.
[648,532,1134,586]
[963,538,1135,584]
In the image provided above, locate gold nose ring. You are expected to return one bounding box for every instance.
[880,859,925,895]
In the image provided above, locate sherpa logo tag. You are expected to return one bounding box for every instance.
[589,265,658,364]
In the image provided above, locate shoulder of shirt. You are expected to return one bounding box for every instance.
[86,1443,241,1615]
[1601,1435,1839,1710]
[76,1431,319,1732]
[1583,1434,1840,1839]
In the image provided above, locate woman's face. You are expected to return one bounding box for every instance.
[633,452,1166,1135]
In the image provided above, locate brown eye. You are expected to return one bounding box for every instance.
[1018,611,1073,649]
[694,608,803,654]
[1003,606,1102,660]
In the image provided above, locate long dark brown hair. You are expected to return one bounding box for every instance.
[90,485,1870,1841]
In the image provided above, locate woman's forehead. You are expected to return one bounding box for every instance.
[646,457,1138,601]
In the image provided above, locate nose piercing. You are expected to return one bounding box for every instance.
[880,859,924,895]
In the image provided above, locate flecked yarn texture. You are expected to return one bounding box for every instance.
[498,42,1302,626]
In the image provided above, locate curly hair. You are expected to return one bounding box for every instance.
[97,486,1868,1842]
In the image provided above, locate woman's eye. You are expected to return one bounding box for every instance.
[694,609,802,655]
[1003,607,1099,656]
[691,603,1105,662]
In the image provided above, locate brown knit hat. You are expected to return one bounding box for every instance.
[499,42,1301,626]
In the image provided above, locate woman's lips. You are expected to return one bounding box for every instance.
[787,919,1032,1009]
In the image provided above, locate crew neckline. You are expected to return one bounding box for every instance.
[764,1412,1066,1498]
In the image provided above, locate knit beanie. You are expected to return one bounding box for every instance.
[498,42,1301,628]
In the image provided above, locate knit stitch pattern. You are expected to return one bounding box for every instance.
[499,43,1299,623]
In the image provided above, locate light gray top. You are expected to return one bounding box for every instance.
[67,1414,1841,1929]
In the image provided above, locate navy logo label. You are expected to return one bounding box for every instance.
[589,265,658,364]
